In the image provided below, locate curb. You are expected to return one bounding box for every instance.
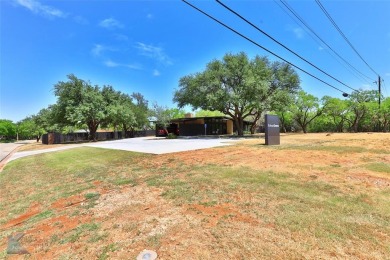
[0,145,22,172]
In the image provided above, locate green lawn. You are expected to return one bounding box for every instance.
[1,140,389,259]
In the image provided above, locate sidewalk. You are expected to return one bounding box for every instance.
[0,141,35,171]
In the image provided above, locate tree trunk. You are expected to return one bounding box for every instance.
[233,117,244,136]
[302,125,307,134]
[88,121,99,141]
[280,112,287,133]
[250,113,261,134]
[250,122,256,135]
[352,118,359,133]
[295,118,307,134]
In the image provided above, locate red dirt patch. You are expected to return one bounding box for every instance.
[1,133,389,258]
[0,203,41,231]
[50,195,87,210]
[185,203,259,227]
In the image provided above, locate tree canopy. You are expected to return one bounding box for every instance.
[0,120,16,140]
[3,71,389,140]
[173,52,300,135]
[53,74,149,140]
[291,90,326,134]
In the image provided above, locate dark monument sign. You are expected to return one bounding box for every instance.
[265,114,280,145]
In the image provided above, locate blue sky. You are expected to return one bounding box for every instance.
[1,0,389,122]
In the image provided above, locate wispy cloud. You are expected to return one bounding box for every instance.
[104,60,119,68]
[91,44,105,57]
[104,60,141,70]
[292,27,305,39]
[136,42,172,66]
[153,69,161,77]
[146,13,153,19]
[91,44,116,57]
[99,18,124,29]
[15,0,66,18]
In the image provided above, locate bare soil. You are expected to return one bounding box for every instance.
[1,133,389,259]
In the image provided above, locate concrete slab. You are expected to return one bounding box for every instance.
[0,141,36,162]
[84,137,239,154]
[0,143,23,162]
[7,137,240,163]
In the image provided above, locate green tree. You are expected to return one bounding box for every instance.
[131,92,149,130]
[322,96,349,132]
[275,110,294,133]
[195,110,225,117]
[54,74,107,141]
[0,120,16,140]
[309,114,334,132]
[291,90,326,133]
[17,117,41,140]
[166,108,187,119]
[150,103,177,125]
[346,90,378,132]
[174,52,300,136]
[273,90,297,133]
[102,86,136,133]
[377,97,390,132]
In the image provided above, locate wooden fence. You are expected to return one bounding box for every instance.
[42,130,155,145]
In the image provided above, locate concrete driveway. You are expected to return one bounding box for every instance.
[7,137,240,163]
[0,141,35,162]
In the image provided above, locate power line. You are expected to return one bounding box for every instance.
[315,0,379,77]
[273,0,370,86]
[182,0,349,95]
[216,0,358,92]
[277,0,374,83]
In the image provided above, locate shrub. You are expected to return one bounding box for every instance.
[166,133,177,139]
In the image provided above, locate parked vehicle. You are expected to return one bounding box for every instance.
[155,123,179,137]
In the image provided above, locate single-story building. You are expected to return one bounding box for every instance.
[166,114,252,136]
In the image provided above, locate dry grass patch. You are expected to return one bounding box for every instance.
[0,133,389,259]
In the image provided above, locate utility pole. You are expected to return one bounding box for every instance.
[378,75,381,108]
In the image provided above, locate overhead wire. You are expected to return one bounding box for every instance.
[216,0,358,92]
[273,0,369,86]
[181,0,348,95]
[315,0,380,77]
[277,0,374,84]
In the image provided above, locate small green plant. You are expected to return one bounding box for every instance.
[28,210,54,224]
[61,222,100,244]
[113,178,137,186]
[82,192,100,209]
[84,193,100,200]
[365,162,390,173]
[147,234,163,248]
[166,133,177,139]
[88,231,108,243]
[98,243,118,260]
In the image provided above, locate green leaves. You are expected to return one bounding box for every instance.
[174,52,300,135]
[291,90,323,133]
[0,119,16,140]
[52,74,147,139]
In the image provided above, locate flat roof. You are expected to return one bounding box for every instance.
[171,116,252,123]
[171,116,232,122]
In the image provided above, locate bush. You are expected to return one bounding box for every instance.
[166,133,177,139]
